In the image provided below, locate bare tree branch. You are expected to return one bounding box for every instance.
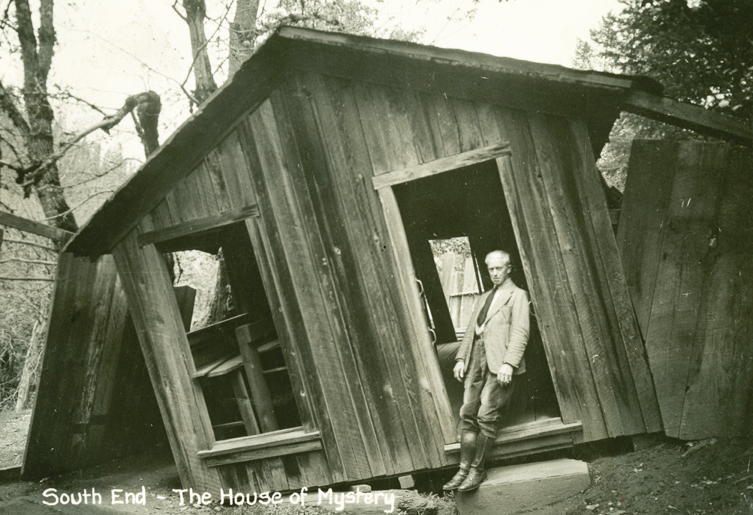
[0,159,24,172]
[0,276,54,282]
[172,0,187,21]
[63,158,139,189]
[19,91,160,186]
[51,88,107,116]
[3,237,57,252]
[0,258,56,265]
[41,189,114,222]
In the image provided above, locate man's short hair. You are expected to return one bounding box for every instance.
[485,250,511,268]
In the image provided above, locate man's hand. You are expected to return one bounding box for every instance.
[497,363,514,385]
[453,361,465,382]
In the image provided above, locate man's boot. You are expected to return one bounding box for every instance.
[457,433,495,492]
[442,431,477,491]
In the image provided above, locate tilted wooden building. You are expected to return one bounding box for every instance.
[23,27,753,493]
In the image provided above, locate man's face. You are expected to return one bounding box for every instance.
[487,256,511,286]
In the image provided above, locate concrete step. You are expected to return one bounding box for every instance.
[455,458,591,515]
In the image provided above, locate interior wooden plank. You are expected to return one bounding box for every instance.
[236,324,279,433]
[229,369,261,435]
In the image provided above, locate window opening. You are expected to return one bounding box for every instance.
[392,160,560,428]
[159,222,302,442]
[430,236,482,340]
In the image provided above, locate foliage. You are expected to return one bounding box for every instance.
[573,0,750,190]
[592,0,753,120]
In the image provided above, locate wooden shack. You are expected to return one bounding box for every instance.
[23,27,753,493]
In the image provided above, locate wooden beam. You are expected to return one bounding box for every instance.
[138,204,259,247]
[236,323,279,433]
[623,90,753,147]
[372,141,511,190]
[0,211,72,245]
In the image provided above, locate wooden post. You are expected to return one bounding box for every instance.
[111,230,221,492]
[236,322,279,433]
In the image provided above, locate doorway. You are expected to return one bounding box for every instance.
[392,159,560,429]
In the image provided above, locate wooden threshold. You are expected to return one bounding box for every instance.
[444,418,583,462]
[198,427,322,467]
[372,141,511,190]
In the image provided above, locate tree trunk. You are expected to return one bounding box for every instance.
[183,0,218,104]
[228,0,261,77]
[15,0,78,233]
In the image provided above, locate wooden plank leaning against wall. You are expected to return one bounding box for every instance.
[24,254,127,477]
[618,140,753,439]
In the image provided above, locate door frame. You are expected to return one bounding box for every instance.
[372,141,516,445]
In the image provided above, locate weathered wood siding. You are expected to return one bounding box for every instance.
[271,70,661,442]
[24,254,168,478]
[617,140,753,439]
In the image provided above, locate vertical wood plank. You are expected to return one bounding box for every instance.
[250,95,373,480]
[492,106,607,440]
[678,147,753,438]
[275,77,396,475]
[528,112,643,436]
[237,105,346,483]
[288,72,457,472]
[567,119,662,433]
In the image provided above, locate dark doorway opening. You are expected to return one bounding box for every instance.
[393,160,560,429]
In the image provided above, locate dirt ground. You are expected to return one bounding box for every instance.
[1,408,752,515]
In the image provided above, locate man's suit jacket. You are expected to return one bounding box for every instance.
[456,279,530,375]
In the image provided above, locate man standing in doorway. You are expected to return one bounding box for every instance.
[443,250,530,492]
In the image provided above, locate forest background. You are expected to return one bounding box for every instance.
[0,0,751,417]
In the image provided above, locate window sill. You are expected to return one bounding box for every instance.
[198,427,322,467]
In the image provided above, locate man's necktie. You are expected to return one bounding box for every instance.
[476,285,499,327]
